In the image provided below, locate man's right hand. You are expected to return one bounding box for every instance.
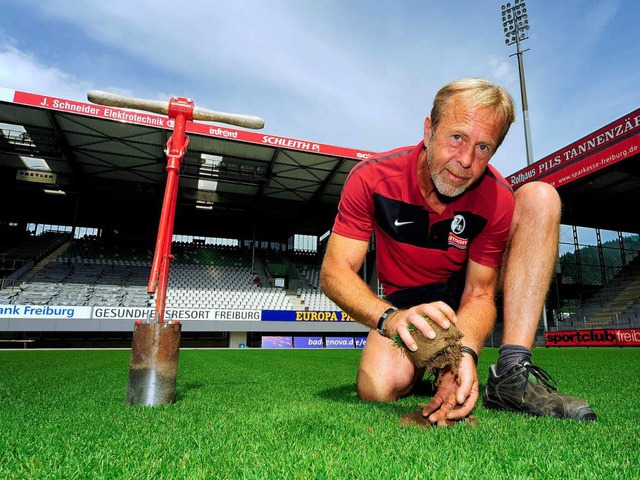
[382,301,457,351]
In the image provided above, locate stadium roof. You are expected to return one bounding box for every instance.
[0,88,374,242]
[0,87,639,243]
[509,107,640,233]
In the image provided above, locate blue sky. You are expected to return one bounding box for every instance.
[0,0,638,182]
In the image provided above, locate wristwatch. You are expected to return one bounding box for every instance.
[376,306,399,336]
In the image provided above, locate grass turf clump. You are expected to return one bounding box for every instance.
[392,319,464,374]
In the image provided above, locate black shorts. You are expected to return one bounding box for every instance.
[384,271,465,311]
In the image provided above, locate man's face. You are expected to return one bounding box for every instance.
[424,98,504,198]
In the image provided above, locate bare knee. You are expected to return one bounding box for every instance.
[356,364,417,402]
[514,181,561,220]
[357,383,398,403]
[356,332,419,402]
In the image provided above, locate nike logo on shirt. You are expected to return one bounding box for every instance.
[394,219,414,227]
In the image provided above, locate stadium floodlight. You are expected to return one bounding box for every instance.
[501,1,548,331]
[502,0,530,46]
[501,0,534,166]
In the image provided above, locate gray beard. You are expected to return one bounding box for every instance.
[426,143,469,198]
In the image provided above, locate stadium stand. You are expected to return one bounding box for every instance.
[564,255,640,329]
[0,237,342,312]
[0,231,70,286]
[2,230,640,331]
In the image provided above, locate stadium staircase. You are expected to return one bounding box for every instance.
[285,291,306,311]
[293,262,340,311]
[16,239,71,284]
[0,232,71,286]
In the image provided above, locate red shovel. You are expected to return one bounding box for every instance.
[88,90,264,405]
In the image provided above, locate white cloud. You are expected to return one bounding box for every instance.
[0,44,89,101]
[490,56,517,88]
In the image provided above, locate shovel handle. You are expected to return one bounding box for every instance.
[87,90,265,129]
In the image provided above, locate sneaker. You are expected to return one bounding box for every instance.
[483,360,597,421]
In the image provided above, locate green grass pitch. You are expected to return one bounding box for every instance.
[0,347,638,479]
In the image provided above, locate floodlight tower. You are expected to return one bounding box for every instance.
[501,0,534,166]
[502,1,549,332]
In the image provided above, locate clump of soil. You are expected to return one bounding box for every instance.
[394,317,464,374]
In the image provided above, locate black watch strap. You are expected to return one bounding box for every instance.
[461,346,479,365]
[376,307,399,336]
